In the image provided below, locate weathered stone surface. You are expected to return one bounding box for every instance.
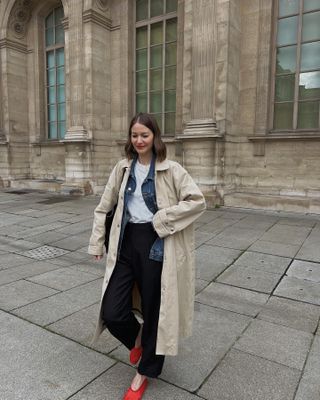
[195,244,241,281]
[198,349,300,400]
[257,296,320,333]
[233,251,291,274]
[234,319,313,370]
[286,259,320,283]
[274,276,320,305]
[196,281,268,316]
[0,311,114,400]
[249,240,300,258]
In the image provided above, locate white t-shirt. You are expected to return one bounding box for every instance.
[128,161,154,223]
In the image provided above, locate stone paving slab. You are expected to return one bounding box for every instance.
[294,336,320,400]
[195,282,269,317]
[234,319,313,370]
[195,245,242,281]
[274,276,320,305]
[0,280,58,311]
[195,278,208,294]
[0,311,114,400]
[277,217,316,227]
[248,240,300,258]
[259,224,311,245]
[217,265,282,293]
[198,349,301,400]
[111,303,251,392]
[65,259,106,277]
[233,251,291,274]
[0,261,61,286]
[47,303,120,354]
[296,242,320,263]
[69,362,203,400]
[257,296,320,334]
[0,252,35,270]
[26,266,99,291]
[195,231,216,247]
[286,259,320,283]
[12,278,103,325]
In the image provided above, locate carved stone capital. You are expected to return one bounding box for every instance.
[62,126,90,142]
[178,119,221,140]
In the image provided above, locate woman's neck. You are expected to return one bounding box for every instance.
[138,154,152,165]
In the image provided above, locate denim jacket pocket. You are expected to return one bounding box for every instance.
[149,236,164,262]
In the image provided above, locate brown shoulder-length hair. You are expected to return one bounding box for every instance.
[124,113,167,162]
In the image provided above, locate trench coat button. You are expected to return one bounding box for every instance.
[117,224,120,228]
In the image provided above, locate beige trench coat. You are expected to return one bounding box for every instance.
[88,158,206,356]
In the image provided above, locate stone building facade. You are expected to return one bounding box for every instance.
[0,0,320,213]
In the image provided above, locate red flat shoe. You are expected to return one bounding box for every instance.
[130,346,142,365]
[123,379,148,400]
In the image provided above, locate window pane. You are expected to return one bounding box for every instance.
[150,45,163,68]
[152,113,162,131]
[47,69,55,85]
[302,12,320,42]
[299,71,320,99]
[48,122,57,139]
[275,75,295,101]
[151,22,163,46]
[297,101,319,128]
[166,18,177,42]
[150,68,162,91]
[165,90,176,111]
[55,7,64,24]
[55,25,64,45]
[150,91,162,113]
[48,105,56,121]
[57,67,65,84]
[165,66,176,89]
[277,16,298,46]
[46,12,54,28]
[46,28,54,46]
[57,85,65,102]
[47,86,55,104]
[166,0,177,13]
[56,48,64,67]
[136,48,147,70]
[136,0,148,21]
[136,93,147,112]
[58,103,65,121]
[276,46,296,73]
[136,70,148,92]
[47,51,55,68]
[58,121,66,139]
[151,0,164,17]
[136,26,147,48]
[273,102,294,129]
[165,112,175,133]
[301,42,320,71]
[278,0,299,17]
[304,0,320,11]
[165,42,177,65]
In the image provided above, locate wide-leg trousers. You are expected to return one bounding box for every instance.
[101,222,165,378]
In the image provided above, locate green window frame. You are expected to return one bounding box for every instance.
[273,0,320,131]
[135,0,178,134]
[45,6,66,140]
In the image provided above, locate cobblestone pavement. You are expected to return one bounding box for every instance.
[1,189,320,400]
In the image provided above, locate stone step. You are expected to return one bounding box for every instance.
[224,192,320,214]
[10,179,63,193]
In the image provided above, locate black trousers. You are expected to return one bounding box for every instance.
[101,222,165,378]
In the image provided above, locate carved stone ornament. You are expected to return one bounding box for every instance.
[9,0,32,39]
[95,0,109,11]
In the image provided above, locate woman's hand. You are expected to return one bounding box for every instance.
[94,255,103,261]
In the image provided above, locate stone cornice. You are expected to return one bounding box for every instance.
[0,38,28,53]
[83,9,112,30]
[248,133,320,141]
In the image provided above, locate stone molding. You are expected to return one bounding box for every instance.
[61,17,69,30]
[179,119,222,140]
[0,38,28,53]
[62,126,90,142]
[82,9,112,30]
[8,0,33,39]
[95,0,109,12]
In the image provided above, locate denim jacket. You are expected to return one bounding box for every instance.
[118,155,164,262]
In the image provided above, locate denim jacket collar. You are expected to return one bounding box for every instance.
[129,153,157,181]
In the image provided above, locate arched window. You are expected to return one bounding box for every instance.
[45,6,66,139]
[135,0,178,134]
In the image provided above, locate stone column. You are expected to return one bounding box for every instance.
[178,0,223,205]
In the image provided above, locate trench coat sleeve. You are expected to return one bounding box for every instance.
[88,162,123,256]
[153,163,206,238]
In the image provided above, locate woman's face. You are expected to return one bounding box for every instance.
[131,122,154,159]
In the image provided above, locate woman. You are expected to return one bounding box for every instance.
[88,113,206,399]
